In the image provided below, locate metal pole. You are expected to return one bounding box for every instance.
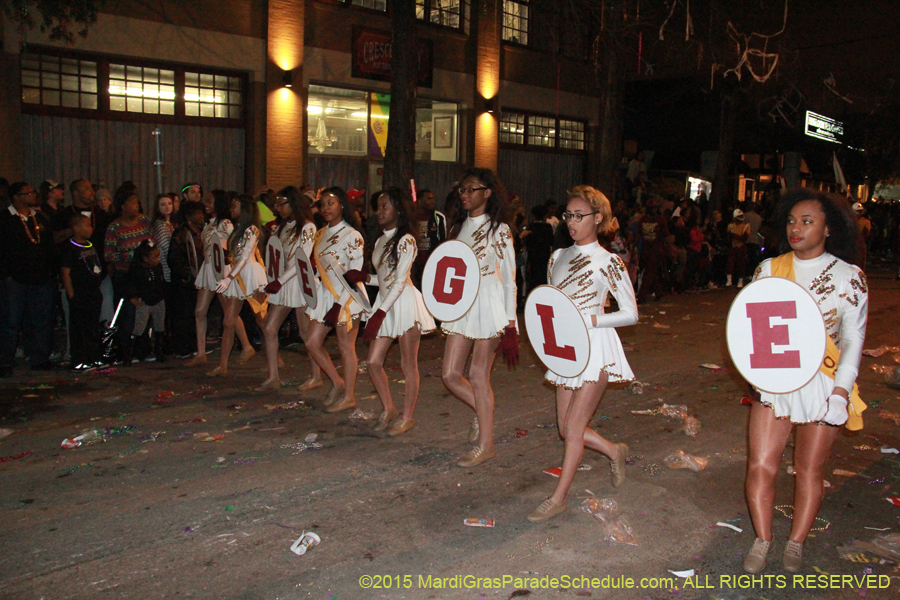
[152,127,164,195]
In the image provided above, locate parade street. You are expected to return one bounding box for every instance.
[1,263,898,600]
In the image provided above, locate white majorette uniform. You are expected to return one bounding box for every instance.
[306,221,365,326]
[441,214,517,339]
[195,217,232,291]
[268,221,316,308]
[368,229,436,338]
[223,225,268,300]
[753,253,867,425]
[544,241,638,388]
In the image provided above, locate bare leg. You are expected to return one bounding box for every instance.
[398,328,421,421]
[549,377,614,505]
[367,336,396,414]
[305,319,343,389]
[469,337,500,451]
[441,333,476,411]
[217,296,244,371]
[262,304,291,381]
[334,321,360,403]
[217,293,251,353]
[790,423,839,543]
[745,402,794,541]
[295,309,322,382]
[192,288,215,357]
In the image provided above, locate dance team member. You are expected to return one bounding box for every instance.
[441,168,518,467]
[305,187,365,413]
[186,191,253,366]
[211,195,268,376]
[527,185,637,522]
[345,188,436,435]
[258,186,321,391]
[743,189,867,574]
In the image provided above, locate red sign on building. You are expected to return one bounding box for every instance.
[351,27,434,88]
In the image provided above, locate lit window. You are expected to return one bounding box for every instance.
[416,0,469,31]
[558,119,585,150]
[184,72,242,119]
[109,64,175,115]
[351,0,386,10]
[528,115,555,147]
[500,111,526,145]
[21,52,98,109]
[502,0,529,45]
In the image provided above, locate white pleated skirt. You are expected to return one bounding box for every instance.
[371,286,436,339]
[268,278,307,309]
[306,279,365,325]
[441,277,510,340]
[759,371,846,426]
[545,326,635,388]
[224,261,267,300]
[194,261,218,292]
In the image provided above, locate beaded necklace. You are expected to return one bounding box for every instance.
[70,238,103,275]
[18,212,40,244]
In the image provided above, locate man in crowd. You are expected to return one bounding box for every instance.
[39,180,66,223]
[742,201,762,275]
[411,188,446,288]
[636,197,669,303]
[0,182,58,376]
[168,201,204,358]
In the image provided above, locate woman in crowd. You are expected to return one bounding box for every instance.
[743,189,867,574]
[527,186,638,522]
[153,193,177,347]
[304,187,365,413]
[211,194,268,376]
[345,188,435,435]
[258,186,321,391]
[186,190,253,366]
[441,168,518,467]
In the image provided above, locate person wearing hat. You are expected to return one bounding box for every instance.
[726,208,751,287]
[40,180,65,223]
[852,202,871,270]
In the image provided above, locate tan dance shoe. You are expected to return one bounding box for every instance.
[742,538,772,574]
[237,348,256,363]
[457,446,496,467]
[298,378,324,391]
[185,353,207,366]
[372,409,398,432]
[610,442,629,488]
[254,378,281,392]
[207,366,228,377]
[325,395,356,413]
[387,418,414,436]
[527,498,567,522]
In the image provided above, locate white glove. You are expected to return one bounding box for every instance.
[815,394,848,425]
[581,312,596,329]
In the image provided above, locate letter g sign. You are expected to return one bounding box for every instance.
[433,256,467,304]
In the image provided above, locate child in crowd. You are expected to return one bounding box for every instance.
[125,241,167,363]
[60,214,104,371]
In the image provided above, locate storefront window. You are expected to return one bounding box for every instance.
[307,85,368,155]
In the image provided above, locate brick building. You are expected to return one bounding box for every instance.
[0,1,602,211]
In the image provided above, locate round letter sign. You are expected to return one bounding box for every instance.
[524,285,591,378]
[296,250,318,310]
[422,240,480,322]
[726,277,827,394]
[265,236,285,282]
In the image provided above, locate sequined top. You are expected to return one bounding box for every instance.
[275,220,316,284]
[753,252,867,392]
[229,225,261,278]
[547,241,638,329]
[201,218,232,263]
[314,221,365,307]
[453,214,517,321]
[370,229,417,314]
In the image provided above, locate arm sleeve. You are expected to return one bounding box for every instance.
[153,221,172,271]
[378,235,417,314]
[834,268,868,392]
[594,255,639,328]
[335,231,364,308]
[546,249,559,285]
[751,258,772,282]
[229,226,259,278]
[496,225,518,320]
[167,230,189,284]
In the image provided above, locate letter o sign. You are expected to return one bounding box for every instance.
[422,240,480,322]
[726,277,827,394]
[524,285,590,378]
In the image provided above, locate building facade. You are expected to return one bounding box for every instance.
[1,0,604,211]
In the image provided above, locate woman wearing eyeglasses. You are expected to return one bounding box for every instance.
[527,185,638,522]
[441,168,518,468]
[256,186,321,391]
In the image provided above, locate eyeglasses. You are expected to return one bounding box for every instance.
[15,191,36,198]
[458,186,488,195]
[562,211,600,223]
[274,196,289,208]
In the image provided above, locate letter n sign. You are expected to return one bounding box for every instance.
[746,301,801,369]
[536,304,576,360]
[267,245,282,279]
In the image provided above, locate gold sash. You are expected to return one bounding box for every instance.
[312,230,354,331]
[770,252,865,430]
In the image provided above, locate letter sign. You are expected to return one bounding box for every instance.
[422,240,480,322]
[746,301,801,369]
[432,256,467,304]
[536,304,576,361]
[524,286,590,378]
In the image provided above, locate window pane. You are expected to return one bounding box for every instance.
[21,70,40,88]
[215,75,227,89]
[159,69,174,85]
[184,86,199,101]
[110,64,125,79]
[200,103,215,117]
[143,99,159,114]
[81,77,97,93]
[43,90,60,106]
[61,75,79,91]
[160,84,175,100]
[185,102,199,116]
[110,96,126,111]
[42,57,59,71]
[503,0,529,44]
[215,104,227,118]
[62,91,80,107]
[61,58,79,74]
[126,65,142,80]
[81,93,98,110]
[229,76,241,90]
[81,61,97,77]
[160,100,175,115]
[199,73,214,88]
[143,68,158,83]
[307,84,368,156]
[229,91,241,105]
[127,97,142,112]
[229,105,241,119]
[22,88,40,104]
[43,73,60,89]
[185,72,198,86]
[22,56,40,71]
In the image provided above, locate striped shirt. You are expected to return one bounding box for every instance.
[105,215,152,275]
